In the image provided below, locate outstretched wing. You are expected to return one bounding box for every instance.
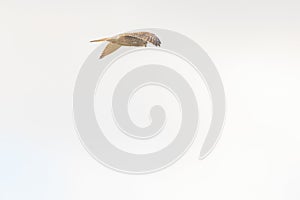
[100,43,121,58]
[124,32,161,46]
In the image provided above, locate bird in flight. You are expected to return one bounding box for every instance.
[90,32,161,59]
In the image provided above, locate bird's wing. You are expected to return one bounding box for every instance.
[100,43,121,58]
[123,32,161,46]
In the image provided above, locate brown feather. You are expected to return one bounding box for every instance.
[120,32,161,46]
[100,43,121,58]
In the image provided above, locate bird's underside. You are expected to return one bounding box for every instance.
[90,32,161,58]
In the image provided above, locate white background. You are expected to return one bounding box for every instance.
[1,0,300,199]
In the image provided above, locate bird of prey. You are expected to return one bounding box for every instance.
[90,32,161,58]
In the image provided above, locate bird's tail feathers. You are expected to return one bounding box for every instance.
[90,37,110,43]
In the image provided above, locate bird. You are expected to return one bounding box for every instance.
[90,32,161,59]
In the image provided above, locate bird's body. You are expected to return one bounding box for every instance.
[109,35,147,46]
[90,32,161,58]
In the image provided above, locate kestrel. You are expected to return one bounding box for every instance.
[90,32,161,58]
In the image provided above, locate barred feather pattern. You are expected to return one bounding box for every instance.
[120,32,161,46]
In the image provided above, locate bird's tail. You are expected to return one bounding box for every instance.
[90,37,110,43]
